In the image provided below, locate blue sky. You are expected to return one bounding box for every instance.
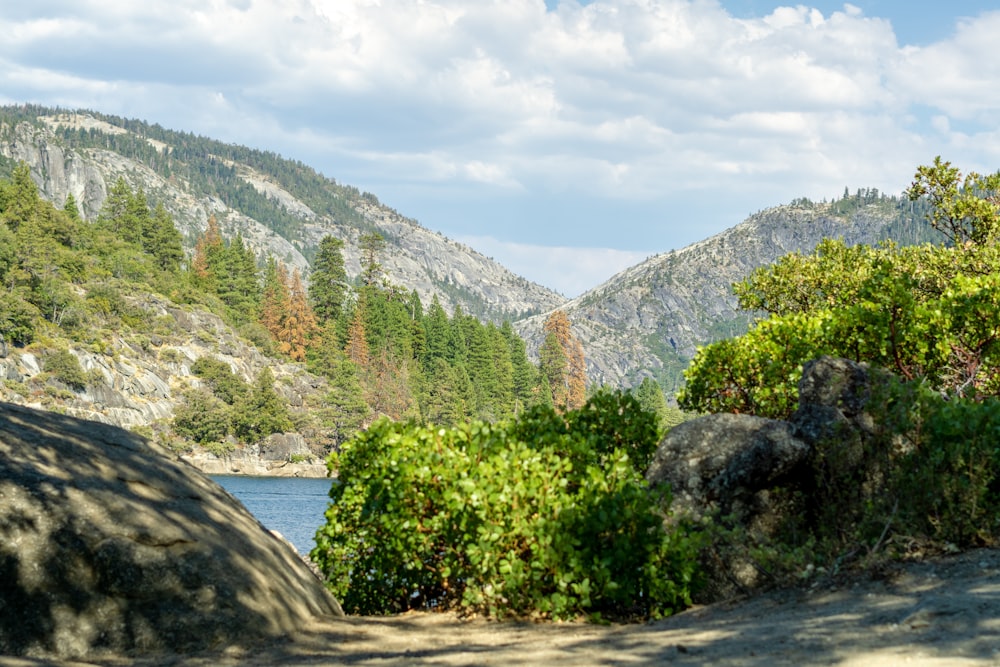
[3,1,1000,296]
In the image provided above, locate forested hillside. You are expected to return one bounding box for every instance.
[0,104,566,324]
[0,164,631,454]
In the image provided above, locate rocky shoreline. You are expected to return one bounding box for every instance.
[181,450,331,478]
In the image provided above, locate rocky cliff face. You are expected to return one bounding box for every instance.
[0,109,566,322]
[516,202,925,391]
[0,292,332,456]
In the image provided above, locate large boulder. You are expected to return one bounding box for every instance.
[0,402,342,659]
[646,356,895,601]
[646,412,810,522]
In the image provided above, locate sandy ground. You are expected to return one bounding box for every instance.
[6,547,1000,667]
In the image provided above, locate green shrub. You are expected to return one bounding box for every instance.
[191,356,248,404]
[0,293,41,346]
[893,391,1000,546]
[43,348,89,391]
[172,388,231,445]
[312,410,702,621]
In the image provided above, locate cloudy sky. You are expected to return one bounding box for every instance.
[3,1,1000,296]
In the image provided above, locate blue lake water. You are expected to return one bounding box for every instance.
[211,475,334,556]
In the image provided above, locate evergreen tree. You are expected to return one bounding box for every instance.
[309,235,350,322]
[500,320,539,413]
[145,202,184,272]
[1,163,40,232]
[97,177,145,239]
[421,357,465,424]
[279,268,318,361]
[634,377,670,436]
[321,349,370,447]
[212,234,260,322]
[360,232,386,286]
[422,295,451,366]
[62,193,83,224]
[232,367,294,443]
[540,310,587,411]
[539,330,568,408]
[190,215,222,289]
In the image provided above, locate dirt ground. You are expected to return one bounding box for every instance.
[7,547,1000,667]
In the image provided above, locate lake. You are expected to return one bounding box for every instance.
[211,475,334,556]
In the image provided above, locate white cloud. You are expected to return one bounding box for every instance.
[5,1,1000,291]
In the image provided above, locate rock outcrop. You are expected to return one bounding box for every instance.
[182,434,328,478]
[648,356,889,524]
[0,402,342,659]
[516,203,925,389]
[646,413,810,522]
[647,356,894,600]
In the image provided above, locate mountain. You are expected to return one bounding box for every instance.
[0,104,566,323]
[515,194,938,393]
[1,104,940,398]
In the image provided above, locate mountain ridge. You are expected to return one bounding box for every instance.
[1,104,938,393]
[0,105,566,324]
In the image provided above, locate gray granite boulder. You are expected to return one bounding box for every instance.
[0,402,342,659]
[646,412,810,522]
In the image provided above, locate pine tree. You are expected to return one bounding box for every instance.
[232,367,294,443]
[260,259,291,340]
[539,310,587,411]
[321,349,370,447]
[191,215,222,288]
[421,357,464,424]
[145,202,184,272]
[2,163,40,232]
[308,235,349,322]
[539,330,569,408]
[422,295,451,366]
[359,232,386,286]
[500,320,539,413]
[345,300,370,368]
[278,268,318,361]
[212,234,260,322]
[62,193,82,224]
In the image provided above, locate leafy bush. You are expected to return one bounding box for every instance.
[172,388,231,445]
[0,293,40,346]
[312,404,702,621]
[892,390,1000,546]
[42,348,89,391]
[190,356,248,404]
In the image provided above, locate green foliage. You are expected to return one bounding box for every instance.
[313,399,699,621]
[308,235,350,322]
[231,367,294,443]
[907,156,1000,245]
[0,292,40,346]
[892,389,1000,545]
[172,388,231,445]
[681,235,1000,418]
[42,348,89,391]
[564,388,662,473]
[191,356,248,405]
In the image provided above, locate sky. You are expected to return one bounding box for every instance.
[3,1,1000,297]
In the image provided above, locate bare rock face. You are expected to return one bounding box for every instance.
[0,402,342,660]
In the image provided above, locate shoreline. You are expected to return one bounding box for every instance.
[181,451,332,479]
